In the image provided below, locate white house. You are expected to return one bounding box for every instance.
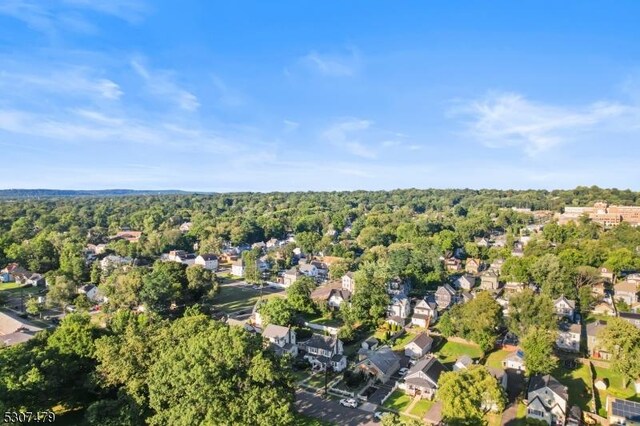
[526,374,568,426]
[503,348,526,371]
[328,289,351,309]
[195,254,219,271]
[299,263,318,278]
[231,259,245,277]
[99,255,132,271]
[553,295,576,320]
[411,299,438,328]
[341,272,356,293]
[78,284,101,303]
[299,334,347,372]
[556,322,581,353]
[387,296,411,326]
[453,355,474,371]
[454,274,476,291]
[400,355,448,400]
[262,324,298,357]
[404,332,433,358]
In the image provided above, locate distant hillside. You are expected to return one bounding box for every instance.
[0,189,192,199]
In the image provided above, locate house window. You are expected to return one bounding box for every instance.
[528,409,545,417]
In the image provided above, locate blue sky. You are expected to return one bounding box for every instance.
[1,1,639,191]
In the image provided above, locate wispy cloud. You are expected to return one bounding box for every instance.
[283,119,299,132]
[299,47,361,77]
[455,92,637,156]
[131,57,200,111]
[0,0,147,35]
[322,118,377,158]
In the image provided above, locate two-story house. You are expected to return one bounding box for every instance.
[299,334,346,372]
[404,332,433,359]
[195,254,219,271]
[400,355,448,400]
[411,299,438,328]
[480,269,500,291]
[553,295,576,320]
[454,274,476,291]
[556,322,581,353]
[299,263,318,278]
[262,324,298,357]
[465,258,483,274]
[387,296,411,326]
[445,258,462,272]
[614,281,639,306]
[341,272,356,293]
[435,284,456,310]
[231,259,245,277]
[586,320,610,360]
[526,374,568,426]
[283,267,300,287]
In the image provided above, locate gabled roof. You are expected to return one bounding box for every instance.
[364,347,400,374]
[586,320,607,337]
[303,334,339,351]
[554,295,576,309]
[436,284,455,296]
[615,280,638,293]
[262,324,290,340]
[407,332,433,350]
[528,374,568,403]
[198,253,218,261]
[455,355,473,368]
[406,355,447,385]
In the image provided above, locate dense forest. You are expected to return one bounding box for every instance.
[1,186,640,425]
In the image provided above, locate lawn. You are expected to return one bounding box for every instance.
[512,402,527,425]
[0,282,28,291]
[409,399,434,417]
[484,349,511,369]
[0,284,42,295]
[212,285,283,313]
[434,339,483,364]
[382,390,412,413]
[309,316,343,328]
[392,332,417,350]
[552,363,592,412]
[593,366,638,401]
[307,372,336,389]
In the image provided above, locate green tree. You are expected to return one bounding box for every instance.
[186,265,218,301]
[46,274,77,309]
[75,293,93,311]
[259,298,294,326]
[25,296,43,318]
[59,242,86,282]
[437,366,506,425]
[286,276,316,313]
[507,289,556,337]
[521,326,558,376]
[350,261,390,324]
[598,318,640,387]
[242,248,262,284]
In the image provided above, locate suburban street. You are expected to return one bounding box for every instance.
[296,390,378,426]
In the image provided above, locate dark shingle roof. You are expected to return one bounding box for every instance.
[528,374,568,402]
[408,332,433,350]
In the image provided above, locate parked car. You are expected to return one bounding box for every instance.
[398,367,409,376]
[339,398,358,408]
[373,411,390,420]
[65,305,77,312]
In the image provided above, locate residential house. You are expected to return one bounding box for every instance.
[78,284,101,303]
[17,273,45,287]
[567,406,582,426]
[614,281,639,306]
[465,258,483,274]
[444,258,462,272]
[357,346,401,383]
[341,272,356,293]
[0,311,43,347]
[490,258,505,275]
[175,252,196,266]
[299,334,346,372]
[252,241,266,251]
[299,263,318,278]
[476,237,491,248]
[231,259,245,277]
[99,255,132,271]
[591,302,615,317]
[194,254,219,271]
[503,348,526,371]
[404,332,433,359]
[283,267,300,287]
[453,355,473,371]
[556,322,581,353]
[480,270,500,291]
[526,374,568,426]
[0,263,29,282]
[600,267,615,282]
[262,324,298,357]
[113,230,142,243]
[327,288,351,309]
[591,282,607,298]
[586,320,611,360]
[387,296,411,326]
[361,337,379,351]
[504,281,526,295]
[411,299,438,328]
[179,222,192,233]
[387,279,410,296]
[435,285,456,310]
[454,274,476,291]
[619,312,640,329]
[608,396,640,425]
[459,291,474,304]
[400,355,448,400]
[553,295,576,320]
[266,238,280,249]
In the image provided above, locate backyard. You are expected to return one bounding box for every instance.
[382,390,413,413]
[434,339,484,364]
[483,349,512,369]
[593,365,639,415]
[409,399,434,417]
[212,285,284,314]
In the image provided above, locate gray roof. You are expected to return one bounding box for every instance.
[554,295,576,309]
[559,322,582,334]
[408,332,433,350]
[303,334,338,352]
[528,374,568,402]
[586,320,607,337]
[262,324,290,340]
[365,347,400,374]
[1,329,39,346]
[407,355,447,384]
[456,355,473,367]
[198,253,218,261]
[487,366,506,381]
[611,398,640,421]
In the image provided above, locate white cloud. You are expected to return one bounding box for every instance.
[457,92,637,156]
[322,118,377,158]
[300,48,360,77]
[131,57,200,111]
[283,119,299,132]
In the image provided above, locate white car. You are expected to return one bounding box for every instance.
[339,398,358,408]
[374,411,389,420]
[398,367,409,376]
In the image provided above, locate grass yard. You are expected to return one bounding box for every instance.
[0,284,42,295]
[0,282,28,291]
[512,402,527,425]
[383,390,413,413]
[392,332,417,350]
[409,399,434,417]
[484,349,511,369]
[593,366,638,401]
[309,316,343,328]
[552,363,592,412]
[307,372,337,389]
[212,285,283,313]
[434,339,483,364]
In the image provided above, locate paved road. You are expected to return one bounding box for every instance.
[296,390,378,426]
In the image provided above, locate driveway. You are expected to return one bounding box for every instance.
[296,389,378,426]
[502,369,526,426]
